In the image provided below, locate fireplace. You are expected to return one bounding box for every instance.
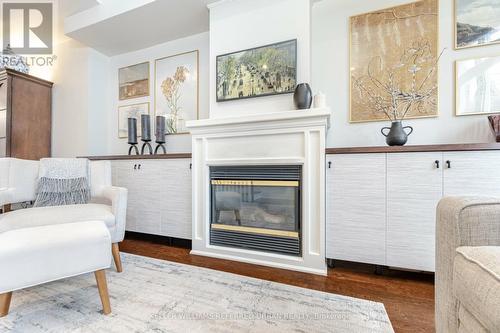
[210,165,301,256]
[187,108,329,275]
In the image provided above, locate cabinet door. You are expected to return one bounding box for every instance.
[326,154,386,265]
[112,161,137,232]
[112,160,162,235]
[387,153,442,272]
[160,159,192,239]
[444,151,500,197]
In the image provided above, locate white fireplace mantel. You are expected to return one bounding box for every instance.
[187,108,331,134]
[186,107,330,275]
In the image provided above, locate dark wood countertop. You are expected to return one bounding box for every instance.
[326,143,500,154]
[84,143,500,160]
[84,153,192,161]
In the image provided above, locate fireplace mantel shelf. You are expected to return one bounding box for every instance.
[186,107,331,133]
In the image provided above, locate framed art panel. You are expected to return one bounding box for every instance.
[455,0,500,50]
[155,50,199,135]
[456,56,500,116]
[118,102,150,138]
[216,39,297,102]
[350,0,439,122]
[119,62,150,100]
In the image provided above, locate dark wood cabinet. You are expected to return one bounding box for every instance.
[0,69,53,160]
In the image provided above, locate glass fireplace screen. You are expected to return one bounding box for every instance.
[210,166,301,256]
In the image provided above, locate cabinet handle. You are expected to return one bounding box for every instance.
[446,160,451,169]
[435,160,440,168]
[328,161,332,169]
[189,163,192,169]
[134,164,137,170]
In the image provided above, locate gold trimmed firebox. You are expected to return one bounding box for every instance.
[210,166,301,256]
[211,180,299,187]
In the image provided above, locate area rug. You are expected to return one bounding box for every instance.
[1,253,393,333]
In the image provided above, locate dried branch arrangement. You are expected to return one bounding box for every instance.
[352,39,443,122]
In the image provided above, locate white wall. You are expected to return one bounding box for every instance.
[50,40,110,157]
[209,0,311,118]
[28,0,111,157]
[313,0,500,148]
[51,39,91,157]
[107,32,209,154]
[88,48,111,156]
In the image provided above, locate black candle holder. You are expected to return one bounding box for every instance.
[154,143,166,154]
[141,142,153,154]
[128,144,139,155]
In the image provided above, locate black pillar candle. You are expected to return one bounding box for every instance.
[141,114,151,142]
[127,118,138,144]
[155,116,166,144]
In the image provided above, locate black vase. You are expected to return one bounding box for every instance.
[293,83,312,109]
[381,121,413,146]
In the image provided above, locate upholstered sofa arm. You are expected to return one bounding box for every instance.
[435,196,500,333]
[100,186,128,243]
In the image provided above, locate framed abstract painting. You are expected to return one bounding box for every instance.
[119,62,150,100]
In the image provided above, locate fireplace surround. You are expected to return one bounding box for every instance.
[187,108,330,275]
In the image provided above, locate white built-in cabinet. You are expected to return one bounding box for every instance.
[111,158,192,240]
[326,150,500,272]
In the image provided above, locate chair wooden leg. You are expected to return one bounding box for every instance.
[94,270,111,315]
[0,292,12,317]
[111,243,123,273]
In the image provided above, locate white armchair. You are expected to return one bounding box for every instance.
[0,158,128,272]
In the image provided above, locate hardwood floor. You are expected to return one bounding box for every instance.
[120,234,435,333]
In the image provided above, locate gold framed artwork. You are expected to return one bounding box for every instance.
[119,62,150,100]
[118,102,150,138]
[456,56,500,116]
[154,50,199,135]
[455,0,500,50]
[350,0,439,123]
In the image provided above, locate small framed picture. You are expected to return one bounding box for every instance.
[119,62,150,100]
[118,102,150,138]
[455,0,500,49]
[456,56,500,116]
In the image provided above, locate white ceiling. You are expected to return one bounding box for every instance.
[65,0,218,56]
[59,0,101,17]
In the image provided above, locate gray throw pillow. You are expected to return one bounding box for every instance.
[33,176,90,207]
